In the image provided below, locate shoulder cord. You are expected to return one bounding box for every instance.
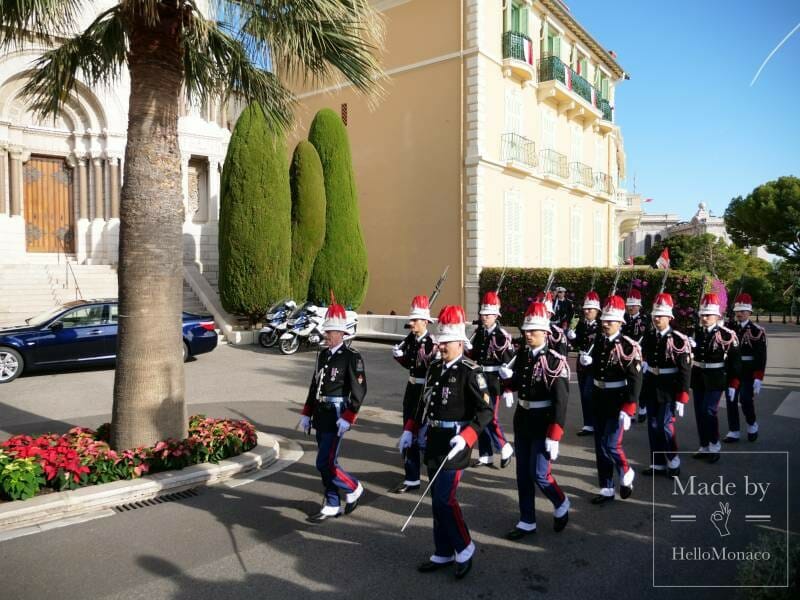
[534,353,570,389]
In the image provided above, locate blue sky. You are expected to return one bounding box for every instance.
[567,0,800,220]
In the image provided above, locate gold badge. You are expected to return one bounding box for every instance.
[483,393,491,405]
[476,374,488,390]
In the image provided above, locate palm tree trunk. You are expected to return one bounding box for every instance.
[111,8,186,450]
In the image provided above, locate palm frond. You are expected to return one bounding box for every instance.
[21,5,127,118]
[0,0,85,48]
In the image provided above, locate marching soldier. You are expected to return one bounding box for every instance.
[399,305,494,579]
[536,291,569,355]
[390,295,438,493]
[579,295,642,504]
[467,292,514,468]
[640,293,691,477]
[499,302,570,540]
[723,293,767,443]
[690,293,741,463]
[567,290,602,437]
[623,289,651,422]
[552,286,574,331]
[299,303,367,523]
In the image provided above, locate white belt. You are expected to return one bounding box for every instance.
[320,396,345,404]
[518,399,552,409]
[650,367,678,376]
[594,379,627,389]
[481,365,501,372]
[741,356,755,362]
[408,376,426,384]
[694,361,725,369]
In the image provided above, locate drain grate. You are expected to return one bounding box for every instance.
[113,488,200,513]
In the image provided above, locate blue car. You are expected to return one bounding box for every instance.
[0,300,218,383]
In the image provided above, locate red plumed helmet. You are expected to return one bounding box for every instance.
[438,305,464,325]
[733,292,753,312]
[323,303,349,332]
[652,292,674,318]
[699,293,722,316]
[583,290,601,310]
[409,295,433,321]
[412,295,430,309]
[437,305,468,343]
[479,291,501,315]
[626,288,642,306]
[521,302,551,331]
[535,291,554,315]
[601,295,626,322]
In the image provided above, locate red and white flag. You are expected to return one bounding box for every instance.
[523,39,533,65]
[564,68,572,90]
[591,87,597,107]
[644,198,654,203]
[656,248,670,270]
[627,256,634,266]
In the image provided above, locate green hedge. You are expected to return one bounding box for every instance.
[289,141,327,300]
[479,267,706,332]
[219,104,291,320]
[307,109,369,309]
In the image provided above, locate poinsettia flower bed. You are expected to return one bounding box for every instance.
[0,415,257,501]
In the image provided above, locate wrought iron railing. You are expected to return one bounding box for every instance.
[594,172,614,195]
[538,55,612,116]
[538,54,567,86]
[501,133,537,168]
[502,31,533,64]
[598,98,612,121]
[570,162,594,187]
[539,149,569,179]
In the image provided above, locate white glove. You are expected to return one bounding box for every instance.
[336,418,351,437]
[545,438,559,461]
[727,387,737,401]
[566,329,576,341]
[675,402,685,418]
[689,338,697,348]
[503,391,515,408]
[447,434,467,461]
[499,365,514,379]
[753,379,762,395]
[298,415,312,434]
[398,430,413,452]
[392,345,404,358]
[579,352,593,366]
[619,411,631,431]
[641,361,649,373]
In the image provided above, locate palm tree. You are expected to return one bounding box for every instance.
[0,0,383,450]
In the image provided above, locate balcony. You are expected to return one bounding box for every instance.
[502,31,535,82]
[594,172,614,196]
[537,55,605,124]
[501,133,537,172]
[539,149,569,180]
[569,162,594,188]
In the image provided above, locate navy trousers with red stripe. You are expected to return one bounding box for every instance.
[726,373,756,432]
[315,431,359,507]
[692,387,723,447]
[515,435,565,524]
[430,466,471,558]
[593,416,630,490]
[645,399,678,466]
[477,394,508,458]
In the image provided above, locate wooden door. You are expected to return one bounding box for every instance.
[24,156,75,253]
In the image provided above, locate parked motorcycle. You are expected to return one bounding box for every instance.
[258,299,296,348]
[278,302,358,355]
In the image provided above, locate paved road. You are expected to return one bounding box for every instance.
[1,325,798,599]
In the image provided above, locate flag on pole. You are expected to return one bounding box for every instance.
[656,248,670,270]
[644,198,653,203]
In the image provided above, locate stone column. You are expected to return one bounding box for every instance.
[181,153,191,222]
[77,158,89,219]
[108,157,120,219]
[75,156,90,263]
[105,156,121,264]
[8,148,23,216]
[0,146,7,215]
[92,157,105,220]
[208,157,221,222]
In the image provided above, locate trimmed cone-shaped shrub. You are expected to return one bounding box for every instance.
[307,109,368,308]
[289,141,327,300]
[219,104,291,320]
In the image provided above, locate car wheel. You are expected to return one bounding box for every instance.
[259,330,279,348]
[279,335,301,355]
[182,342,190,362]
[0,347,24,383]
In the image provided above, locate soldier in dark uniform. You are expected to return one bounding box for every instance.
[623,289,651,422]
[640,293,692,477]
[467,292,514,468]
[499,302,570,540]
[690,293,741,463]
[536,291,569,355]
[552,286,574,330]
[399,305,494,579]
[391,295,438,493]
[723,293,766,443]
[567,290,601,436]
[579,295,643,504]
[299,304,367,523]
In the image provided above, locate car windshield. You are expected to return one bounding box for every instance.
[24,305,70,327]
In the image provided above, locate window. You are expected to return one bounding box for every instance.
[505,88,523,135]
[511,2,528,35]
[542,200,556,267]
[546,33,560,59]
[541,107,556,151]
[595,136,605,174]
[504,190,524,267]
[644,234,653,254]
[57,305,106,329]
[109,304,119,323]
[577,54,588,77]
[593,209,604,266]
[570,122,583,164]
[570,207,583,266]
[655,234,662,243]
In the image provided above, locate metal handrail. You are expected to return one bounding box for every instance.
[569,161,594,187]
[538,55,610,114]
[58,236,83,301]
[594,172,614,195]
[502,31,533,64]
[539,148,569,178]
[501,133,537,168]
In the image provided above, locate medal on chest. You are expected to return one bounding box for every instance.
[329,367,339,381]
[441,387,451,405]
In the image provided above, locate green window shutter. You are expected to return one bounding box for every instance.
[553,36,561,60]
[601,77,610,100]
[520,7,529,35]
[511,4,520,32]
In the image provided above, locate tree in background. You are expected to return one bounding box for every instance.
[289,141,327,300]
[219,105,291,321]
[725,176,800,264]
[307,109,369,308]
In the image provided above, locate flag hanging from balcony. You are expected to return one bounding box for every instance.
[591,87,596,107]
[523,38,533,65]
[656,248,670,270]
[564,68,572,90]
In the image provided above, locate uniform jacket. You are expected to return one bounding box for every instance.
[503,344,569,441]
[691,325,741,391]
[732,320,767,380]
[589,333,643,417]
[394,331,438,417]
[622,310,651,342]
[468,324,514,395]
[405,356,494,470]
[302,345,367,432]
[641,327,692,404]
[571,318,600,374]
[552,297,574,330]
[549,324,569,356]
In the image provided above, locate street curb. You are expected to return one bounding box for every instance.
[0,431,281,535]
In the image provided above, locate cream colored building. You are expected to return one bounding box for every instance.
[291,0,633,316]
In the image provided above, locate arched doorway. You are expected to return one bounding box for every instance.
[24,155,75,253]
